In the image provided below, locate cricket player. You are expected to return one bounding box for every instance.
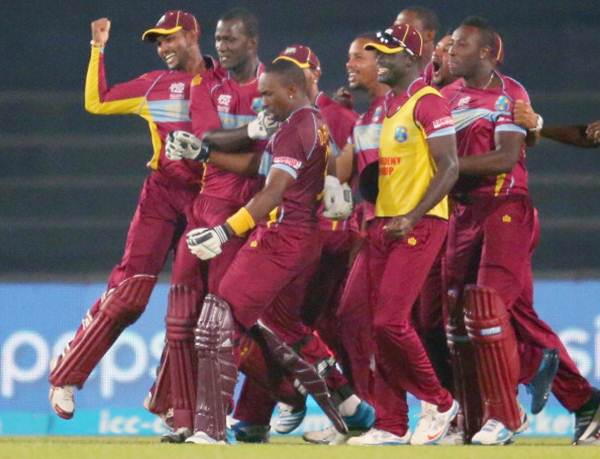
[442,16,600,445]
[347,23,460,446]
[48,10,218,420]
[180,59,347,444]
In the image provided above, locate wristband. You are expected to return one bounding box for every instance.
[90,40,104,48]
[226,207,256,237]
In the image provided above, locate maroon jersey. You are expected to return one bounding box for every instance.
[189,65,265,206]
[85,47,219,186]
[315,92,359,232]
[441,71,529,198]
[261,106,328,229]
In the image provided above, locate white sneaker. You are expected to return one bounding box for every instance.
[471,419,514,445]
[273,402,307,434]
[184,430,227,445]
[410,399,459,445]
[303,425,349,445]
[346,427,411,445]
[437,424,464,445]
[49,385,76,419]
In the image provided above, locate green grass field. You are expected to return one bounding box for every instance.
[0,436,598,459]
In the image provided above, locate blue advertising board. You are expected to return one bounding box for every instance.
[1,281,599,436]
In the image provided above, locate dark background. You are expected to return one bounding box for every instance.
[2,0,600,278]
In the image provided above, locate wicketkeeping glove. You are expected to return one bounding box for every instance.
[247,111,280,140]
[165,131,211,162]
[186,225,231,260]
[323,175,353,220]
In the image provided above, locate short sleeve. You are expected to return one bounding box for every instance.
[414,94,456,139]
[495,82,529,136]
[190,78,222,137]
[270,126,306,180]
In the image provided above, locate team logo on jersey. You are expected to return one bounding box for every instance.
[251,97,264,113]
[169,82,185,99]
[495,96,510,112]
[217,94,232,112]
[373,106,383,123]
[458,96,471,108]
[394,126,408,143]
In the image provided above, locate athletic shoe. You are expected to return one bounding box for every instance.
[346,427,411,445]
[230,421,270,443]
[526,348,559,415]
[184,430,227,445]
[160,427,191,443]
[471,419,514,445]
[303,400,376,445]
[49,385,76,419]
[273,402,307,434]
[410,399,459,445]
[436,424,464,445]
[573,389,600,445]
[303,425,349,445]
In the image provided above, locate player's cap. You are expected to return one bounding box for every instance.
[365,23,423,57]
[493,32,504,65]
[142,10,200,42]
[273,45,321,72]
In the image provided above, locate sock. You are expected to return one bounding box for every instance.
[338,394,361,417]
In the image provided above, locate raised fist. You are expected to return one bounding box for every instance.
[513,100,538,130]
[91,18,111,47]
[585,120,600,144]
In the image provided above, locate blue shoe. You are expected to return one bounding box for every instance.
[343,401,376,432]
[230,421,269,443]
[526,348,559,414]
[273,402,307,434]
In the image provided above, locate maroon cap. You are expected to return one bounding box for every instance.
[365,23,423,57]
[142,10,200,42]
[273,44,321,71]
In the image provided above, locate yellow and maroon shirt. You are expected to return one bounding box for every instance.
[84,45,217,186]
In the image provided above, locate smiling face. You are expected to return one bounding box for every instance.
[346,37,379,90]
[375,50,410,87]
[214,18,256,71]
[156,30,196,70]
[431,35,453,87]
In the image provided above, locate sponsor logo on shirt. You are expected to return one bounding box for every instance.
[379,155,401,176]
[394,126,408,143]
[273,156,303,170]
[458,96,470,108]
[432,116,454,129]
[169,82,185,100]
[217,94,232,112]
[495,95,510,112]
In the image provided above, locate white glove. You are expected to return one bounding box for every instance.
[186,225,230,260]
[165,131,210,161]
[247,111,280,140]
[323,175,353,220]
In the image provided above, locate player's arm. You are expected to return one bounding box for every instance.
[513,100,542,147]
[384,133,458,238]
[459,131,524,176]
[541,122,600,148]
[186,167,293,260]
[335,142,355,183]
[84,18,150,115]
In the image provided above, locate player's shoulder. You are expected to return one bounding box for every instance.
[138,69,169,80]
[499,73,529,100]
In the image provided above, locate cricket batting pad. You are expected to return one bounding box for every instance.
[193,294,238,442]
[49,274,156,387]
[445,287,483,443]
[166,284,201,429]
[146,345,172,418]
[464,285,521,432]
[253,321,348,434]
